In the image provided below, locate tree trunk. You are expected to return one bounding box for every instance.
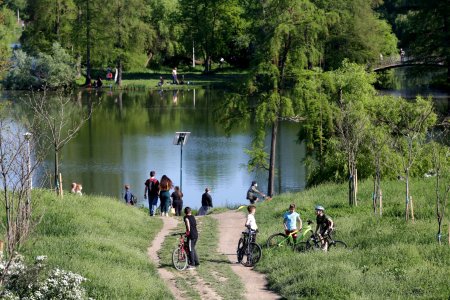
[145,51,154,68]
[85,0,91,82]
[117,59,123,86]
[268,120,278,197]
[54,147,60,195]
[405,168,410,221]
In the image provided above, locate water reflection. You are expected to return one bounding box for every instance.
[45,89,306,208]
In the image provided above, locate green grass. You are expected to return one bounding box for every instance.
[254,179,450,299]
[16,190,173,299]
[159,216,245,299]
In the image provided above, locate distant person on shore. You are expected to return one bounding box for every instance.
[246,181,265,204]
[75,184,83,196]
[95,76,103,88]
[184,207,199,269]
[70,182,77,194]
[198,187,213,216]
[124,184,136,205]
[159,175,173,217]
[172,67,178,84]
[157,76,164,87]
[283,203,302,243]
[144,171,160,216]
[171,186,183,216]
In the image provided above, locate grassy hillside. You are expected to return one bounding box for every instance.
[255,179,450,299]
[18,191,173,299]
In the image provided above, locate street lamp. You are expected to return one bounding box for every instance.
[173,132,190,191]
[23,132,32,190]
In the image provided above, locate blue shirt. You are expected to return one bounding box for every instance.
[283,211,300,231]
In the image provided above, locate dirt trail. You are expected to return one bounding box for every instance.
[147,217,184,299]
[213,210,281,300]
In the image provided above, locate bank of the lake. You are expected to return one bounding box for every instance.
[18,191,173,299]
[255,178,450,299]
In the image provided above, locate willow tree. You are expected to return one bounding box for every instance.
[222,0,327,197]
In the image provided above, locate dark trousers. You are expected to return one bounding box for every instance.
[173,200,183,216]
[188,238,199,266]
[148,194,158,216]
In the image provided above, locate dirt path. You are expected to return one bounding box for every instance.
[147,217,184,299]
[213,211,281,300]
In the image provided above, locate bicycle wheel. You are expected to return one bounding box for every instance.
[266,233,287,248]
[295,241,311,252]
[172,247,188,271]
[242,242,262,267]
[237,238,245,263]
[328,240,347,250]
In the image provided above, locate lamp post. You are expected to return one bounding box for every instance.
[23,132,32,190]
[173,132,190,191]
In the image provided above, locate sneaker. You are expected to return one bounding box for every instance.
[186,266,196,270]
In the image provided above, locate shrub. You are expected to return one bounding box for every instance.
[5,43,76,90]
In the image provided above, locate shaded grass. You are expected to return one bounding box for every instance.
[159,216,244,299]
[15,190,173,299]
[255,179,450,299]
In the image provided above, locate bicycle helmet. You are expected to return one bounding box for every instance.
[315,205,325,211]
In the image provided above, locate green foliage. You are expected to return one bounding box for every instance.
[254,179,450,299]
[14,190,172,299]
[5,43,76,89]
[0,4,18,77]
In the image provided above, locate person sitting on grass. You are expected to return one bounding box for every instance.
[184,207,199,270]
[245,205,258,242]
[283,203,302,243]
[157,76,164,87]
[314,205,333,251]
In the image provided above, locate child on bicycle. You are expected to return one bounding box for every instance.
[314,205,334,251]
[283,203,302,243]
[245,205,258,242]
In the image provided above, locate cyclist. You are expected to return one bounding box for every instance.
[283,203,302,243]
[245,205,258,242]
[314,205,334,251]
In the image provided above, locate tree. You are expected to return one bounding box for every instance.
[26,91,91,194]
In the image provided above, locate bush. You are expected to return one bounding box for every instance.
[0,254,89,300]
[5,43,76,90]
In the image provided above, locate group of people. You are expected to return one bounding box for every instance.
[70,182,83,196]
[246,203,334,250]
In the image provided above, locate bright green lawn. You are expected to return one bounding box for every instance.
[255,179,450,299]
[18,190,172,299]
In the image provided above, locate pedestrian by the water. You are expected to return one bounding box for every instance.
[124,184,135,205]
[184,207,199,269]
[171,186,183,216]
[75,184,83,196]
[144,171,160,216]
[172,67,178,84]
[158,76,164,87]
[246,181,266,204]
[198,187,213,216]
[245,205,258,242]
[159,175,173,217]
[70,182,77,194]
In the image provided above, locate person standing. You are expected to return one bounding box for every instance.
[144,171,160,216]
[124,184,135,205]
[171,186,183,216]
[159,175,173,217]
[283,203,303,243]
[184,207,199,269]
[172,67,178,84]
[198,187,213,216]
[246,181,266,204]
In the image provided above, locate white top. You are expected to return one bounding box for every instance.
[246,214,258,230]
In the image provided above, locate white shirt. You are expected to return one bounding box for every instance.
[246,214,258,230]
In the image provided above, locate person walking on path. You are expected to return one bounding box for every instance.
[159,175,173,217]
[145,171,160,216]
[246,181,266,204]
[198,187,213,216]
[184,207,199,269]
[171,186,183,216]
[123,184,136,205]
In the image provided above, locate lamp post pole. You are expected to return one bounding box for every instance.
[24,132,32,189]
[180,140,183,191]
[173,132,190,193]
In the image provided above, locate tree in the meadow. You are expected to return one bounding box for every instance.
[179,0,248,72]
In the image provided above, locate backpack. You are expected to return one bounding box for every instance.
[148,178,160,195]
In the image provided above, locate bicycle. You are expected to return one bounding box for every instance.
[295,228,347,252]
[236,228,262,267]
[172,233,189,270]
[266,220,314,249]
